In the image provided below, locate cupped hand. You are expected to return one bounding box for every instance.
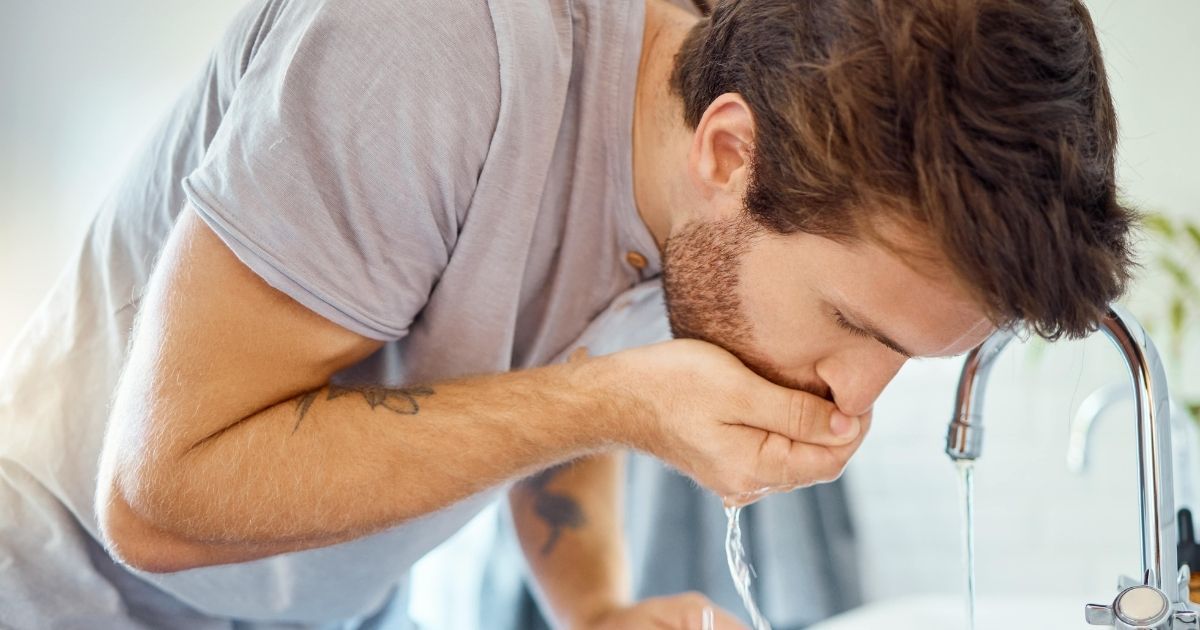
[612,339,872,504]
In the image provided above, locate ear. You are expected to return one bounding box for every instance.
[687,93,755,213]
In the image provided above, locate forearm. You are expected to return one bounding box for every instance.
[102,355,639,567]
[511,452,630,629]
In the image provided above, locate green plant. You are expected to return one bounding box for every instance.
[1019,211,1200,422]
[1140,211,1200,422]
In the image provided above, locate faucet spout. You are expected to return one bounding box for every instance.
[944,328,1016,461]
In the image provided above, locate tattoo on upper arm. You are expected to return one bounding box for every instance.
[292,384,435,433]
[519,464,587,556]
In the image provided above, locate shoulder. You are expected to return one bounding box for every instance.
[236,0,504,150]
[282,0,501,74]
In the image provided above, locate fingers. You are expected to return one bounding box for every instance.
[748,383,862,447]
[778,410,872,486]
[649,338,877,505]
[720,410,873,502]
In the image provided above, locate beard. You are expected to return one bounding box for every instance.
[660,215,831,399]
[661,216,757,349]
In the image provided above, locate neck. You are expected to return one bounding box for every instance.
[632,0,698,252]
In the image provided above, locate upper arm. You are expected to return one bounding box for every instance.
[180,0,499,339]
[97,0,501,553]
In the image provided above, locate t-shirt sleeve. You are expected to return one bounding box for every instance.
[182,0,500,341]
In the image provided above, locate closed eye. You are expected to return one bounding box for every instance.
[833,309,872,340]
[832,307,913,358]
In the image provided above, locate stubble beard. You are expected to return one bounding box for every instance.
[660,216,831,399]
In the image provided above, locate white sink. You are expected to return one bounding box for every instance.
[809,594,1094,629]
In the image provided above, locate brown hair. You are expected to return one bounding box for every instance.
[671,0,1136,340]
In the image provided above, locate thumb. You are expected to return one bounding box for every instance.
[749,383,861,447]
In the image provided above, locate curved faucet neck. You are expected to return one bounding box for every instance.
[1102,305,1177,591]
[944,306,1179,595]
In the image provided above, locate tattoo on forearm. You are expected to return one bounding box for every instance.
[293,391,321,433]
[292,384,435,433]
[520,464,586,556]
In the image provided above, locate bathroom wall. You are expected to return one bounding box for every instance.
[1,0,1198,621]
[0,0,246,351]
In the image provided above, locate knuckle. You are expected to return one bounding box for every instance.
[731,389,754,418]
[789,392,806,439]
[786,447,847,486]
[761,433,791,481]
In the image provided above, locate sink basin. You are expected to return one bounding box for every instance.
[809,594,1093,629]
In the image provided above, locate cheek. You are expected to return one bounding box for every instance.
[736,266,839,369]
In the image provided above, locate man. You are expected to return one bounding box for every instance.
[0,0,1132,628]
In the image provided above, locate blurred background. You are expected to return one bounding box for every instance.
[2,0,1198,627]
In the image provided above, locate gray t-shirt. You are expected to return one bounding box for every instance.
[0,0,660,626]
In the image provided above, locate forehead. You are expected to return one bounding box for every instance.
[753,228,995,358]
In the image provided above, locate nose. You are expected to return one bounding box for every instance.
[818,350,907,417]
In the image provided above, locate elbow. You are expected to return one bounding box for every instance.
[95,474,214,574]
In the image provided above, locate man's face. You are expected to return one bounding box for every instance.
[661,216,995,417]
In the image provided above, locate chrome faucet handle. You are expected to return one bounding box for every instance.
[1120,574,1144,590]
[1085,584,1198,629]
[1180,565,1195,606]
[1086,551,1198,627]
[1068,382,1132,473]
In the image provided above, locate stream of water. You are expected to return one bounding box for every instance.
[718,463,975,630]
[724,505,772,630]
[957,460,977,630]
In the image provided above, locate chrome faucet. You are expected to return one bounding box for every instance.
[944,305,1197,629]
[1066,382,1132,474]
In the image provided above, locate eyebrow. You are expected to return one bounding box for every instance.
[835,306,916,359]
